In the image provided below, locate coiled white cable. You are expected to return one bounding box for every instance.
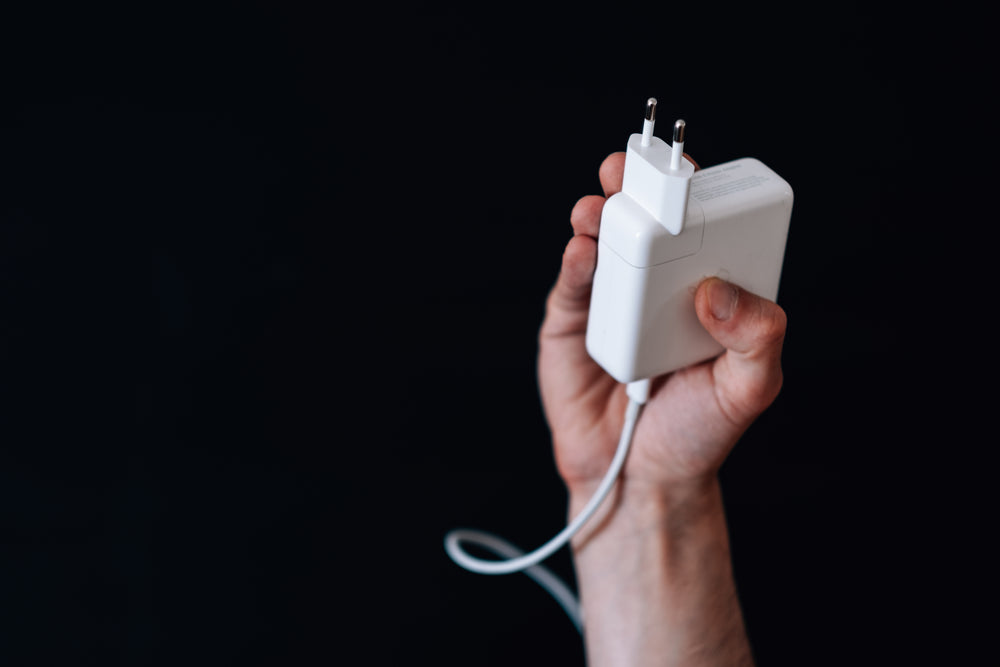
[444,379,650,631]
[445,529,585,633]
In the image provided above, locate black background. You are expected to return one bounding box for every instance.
[1,2,990,665]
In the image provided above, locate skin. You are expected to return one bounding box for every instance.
[537,151,787,666]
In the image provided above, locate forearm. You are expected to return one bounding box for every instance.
[569,478,753,667]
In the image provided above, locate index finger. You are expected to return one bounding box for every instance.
[598,152,625,198]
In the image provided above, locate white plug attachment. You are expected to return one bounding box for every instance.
[622,101,694,236]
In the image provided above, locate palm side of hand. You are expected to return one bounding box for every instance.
[538,152,786,495]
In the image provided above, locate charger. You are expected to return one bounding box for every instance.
[587,98,793,382]
[445,98,792,631]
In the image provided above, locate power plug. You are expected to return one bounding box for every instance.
[585,98,793,383]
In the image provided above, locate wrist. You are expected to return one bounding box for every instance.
[568,475,722,552]
[569,475,752,666]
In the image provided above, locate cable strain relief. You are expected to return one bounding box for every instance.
[626,378,651,405]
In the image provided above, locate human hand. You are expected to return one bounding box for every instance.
[537,151,787,501]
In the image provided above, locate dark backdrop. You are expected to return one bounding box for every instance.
[1,2,989,665]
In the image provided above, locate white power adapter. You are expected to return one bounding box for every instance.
[586,98,793,383]
[445,98,793,633]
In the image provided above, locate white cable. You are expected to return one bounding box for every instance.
[444,529,584,633]
[444,380,649,629]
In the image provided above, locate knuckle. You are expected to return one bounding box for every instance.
[752,300,787,349]
[724,364,784,424]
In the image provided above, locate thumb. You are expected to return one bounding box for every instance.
[694,277,787,425]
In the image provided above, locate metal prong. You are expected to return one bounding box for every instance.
[670,119,686,171]
[645,97,657,121]
[641,98,657,147]
[673,119,686,143]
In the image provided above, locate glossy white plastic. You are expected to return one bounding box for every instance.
[586,154,793,384]
[622,133,695,235]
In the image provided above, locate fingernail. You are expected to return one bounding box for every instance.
[708,279,738,321]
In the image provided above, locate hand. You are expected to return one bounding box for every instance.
[538,151,787,499]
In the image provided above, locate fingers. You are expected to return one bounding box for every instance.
[599,152,626,197]
[546,153,625,334]
[540,234,598,342]
[694,278,787,424]
[549,234,598,313]
[558,152,624,310]
[556,153,622,313]
[570,195,605,238]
